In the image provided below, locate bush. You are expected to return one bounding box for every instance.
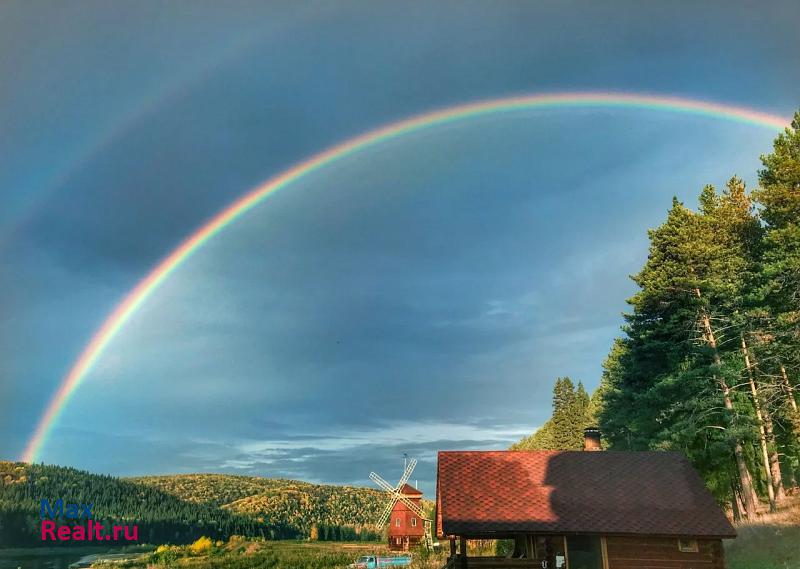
[190,536,214,555]
[149,545,181,565]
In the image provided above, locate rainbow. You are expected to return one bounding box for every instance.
[21,91,791,463]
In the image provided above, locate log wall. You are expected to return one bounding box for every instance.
[605,536,725,569]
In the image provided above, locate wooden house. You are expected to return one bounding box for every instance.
[435,433,735,569]
[388,483,426,551]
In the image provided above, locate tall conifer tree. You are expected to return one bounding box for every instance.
[754,114,800,417]
[512,377,593,451]
[601,196,761,516]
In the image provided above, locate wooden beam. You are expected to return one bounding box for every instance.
[600,536,609,569]
[460,537,467,569]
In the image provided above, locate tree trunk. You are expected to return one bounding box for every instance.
[741,335,783,509]
[780,365,799,414]
[694,288,759,518]
[730,482,742,522]
[762,414,787,503]
[779,365,800,491]
[723,381,761,518]
[734,481,748,520]
[787,469,799,491]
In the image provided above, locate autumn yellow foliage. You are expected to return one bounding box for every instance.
[190,536,213,555]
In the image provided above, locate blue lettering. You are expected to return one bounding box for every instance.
[40,499,94,519]
[40,499,63,519]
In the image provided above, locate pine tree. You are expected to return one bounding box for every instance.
[753,114,800,410]
[753,112,800,490]
[702,178,787,508]
[600,196,761,516]
[755,112,800,328]
[513,377,592,450]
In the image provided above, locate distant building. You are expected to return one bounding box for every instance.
[388,483,425,551]
[436,429,735,569]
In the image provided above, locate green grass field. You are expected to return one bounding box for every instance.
[87,533,799,569]
[88,533,797,569]
[724,500,800,569]
[94,540,404,569]
[90,500,800,569]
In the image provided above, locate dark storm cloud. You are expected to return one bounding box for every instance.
[11,0,800,274]
[53,425,524,497]
[2,0,799,489]
[47,120,666,442]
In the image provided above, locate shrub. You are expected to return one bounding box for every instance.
[190,536,214,555]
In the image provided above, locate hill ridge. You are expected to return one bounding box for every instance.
[0,462,394,546]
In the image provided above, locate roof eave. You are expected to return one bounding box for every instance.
[441,525,737,540]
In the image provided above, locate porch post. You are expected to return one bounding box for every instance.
[459,536,467,569]
[450,537,456,558]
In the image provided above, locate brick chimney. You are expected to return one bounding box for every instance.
[583,427,602,451]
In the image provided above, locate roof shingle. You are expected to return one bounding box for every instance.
[400,483,422,496]
[436,450,735,538]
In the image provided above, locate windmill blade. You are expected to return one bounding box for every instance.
[370,472,396,493]
[369,459,424,529]
[377,496,396,528]
[373,472,426,518]
[396,458,417,490]
[376,494,398,529]
[370,471,405,528]
[396,458,417,489]
[379,489,425,525]
[391,490,426,518]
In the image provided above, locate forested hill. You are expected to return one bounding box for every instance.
[514,112,800,521]
[0,462,387,547]
[132,474,393,538]
[0,462,265,547]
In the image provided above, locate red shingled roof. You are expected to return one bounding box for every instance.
[400,483,422,496]
[436,450,735,538]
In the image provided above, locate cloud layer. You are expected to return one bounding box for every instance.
[1,1,798,495]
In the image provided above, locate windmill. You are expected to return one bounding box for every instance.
[370,458,434,551]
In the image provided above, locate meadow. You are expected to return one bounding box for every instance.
[723,499,800,569]
[85,504,800,569]
[93,539,416,569]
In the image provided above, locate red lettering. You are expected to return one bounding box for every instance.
[124,525,138,541]
[41,520,56,540]
[72,525,86,541]
[94,522,104,540]
[57,525,71,540]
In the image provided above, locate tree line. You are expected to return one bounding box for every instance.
[511,377,595,451]
[0,462,280,547]
[515,112,800,520]
[137,474,387,541]
[0,462,380,547]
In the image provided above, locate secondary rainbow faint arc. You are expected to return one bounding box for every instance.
[21,91,791,463]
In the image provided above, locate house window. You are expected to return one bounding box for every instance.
[395,518,401,527]
[411,517,417,527]
[678,539,699,553]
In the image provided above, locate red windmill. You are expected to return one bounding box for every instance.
[370,458,432,551]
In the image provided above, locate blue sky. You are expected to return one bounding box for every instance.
[1,1,798,497]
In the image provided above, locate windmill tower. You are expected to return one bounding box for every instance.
[370,458,433,551]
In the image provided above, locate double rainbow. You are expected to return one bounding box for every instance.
[21,91,791,463]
